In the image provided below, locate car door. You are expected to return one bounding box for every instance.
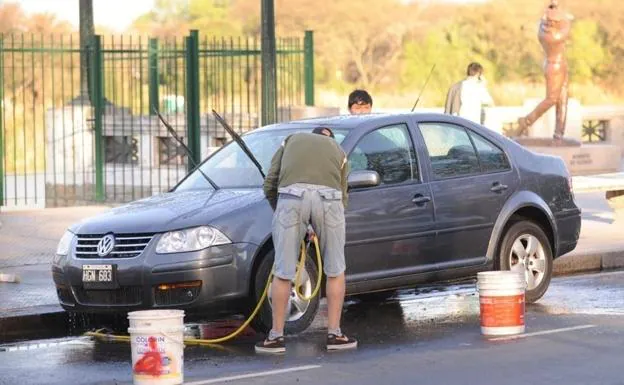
[344,123,436,282]
[415,121,517,266]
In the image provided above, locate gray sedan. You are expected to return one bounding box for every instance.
[52,112,581,333]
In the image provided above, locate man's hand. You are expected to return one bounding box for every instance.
[307,225,317,242]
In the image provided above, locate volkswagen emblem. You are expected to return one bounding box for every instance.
[97,234,116,257]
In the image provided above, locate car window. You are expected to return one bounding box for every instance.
[468,131,511,173]
[175,127,349,190]
[419,122,480,179]
[348,124,419,185]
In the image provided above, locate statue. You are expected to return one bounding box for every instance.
[516,0,574,143]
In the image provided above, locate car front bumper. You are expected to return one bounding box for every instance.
[51,239,259,314]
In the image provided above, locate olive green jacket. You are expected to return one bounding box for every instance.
[263,133,349,210]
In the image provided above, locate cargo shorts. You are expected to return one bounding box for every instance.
[272,183,346,281]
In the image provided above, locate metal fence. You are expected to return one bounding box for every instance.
[0,30,314,208]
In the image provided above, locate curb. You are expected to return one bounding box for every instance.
[554,249,624,276]
[0,310,68,344]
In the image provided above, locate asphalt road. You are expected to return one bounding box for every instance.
[1,270,623,385]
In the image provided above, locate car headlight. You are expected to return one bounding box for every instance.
[56,230,75,256]
[156,226,231,254]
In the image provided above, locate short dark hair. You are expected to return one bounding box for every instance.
[466,62,483,77]
[348,89,373,109]
[312,126,335,138]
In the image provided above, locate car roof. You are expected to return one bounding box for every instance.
[253,112,453,133]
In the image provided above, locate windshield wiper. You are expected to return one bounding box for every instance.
[212,109,266,179]
[153,107,219,190]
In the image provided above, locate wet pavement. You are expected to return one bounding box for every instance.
[1,270,624,385]
[1,192,622,323]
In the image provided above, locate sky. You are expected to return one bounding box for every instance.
[12,0,490,32]
[13,0,156,32]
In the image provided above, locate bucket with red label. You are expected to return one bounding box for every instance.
[128,310,185,385]
[477,271,526,336]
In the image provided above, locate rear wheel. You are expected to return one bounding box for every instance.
[497,221,553,303]
[249,249,320,334]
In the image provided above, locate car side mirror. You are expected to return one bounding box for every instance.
[348,170,381,189]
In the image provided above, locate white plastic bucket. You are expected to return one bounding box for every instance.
[477,271,526,336]
[127,310,185,385]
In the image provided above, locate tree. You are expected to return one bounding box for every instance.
[568,20,608,84]
[0,2,26,34]
[130,0,241,38]
[79,0,95,101]
[128,0,624,104]
[400,24,490,106]
[231,0,423,90]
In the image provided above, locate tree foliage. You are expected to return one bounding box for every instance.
[122,0,624,103]
[130,0,242,38]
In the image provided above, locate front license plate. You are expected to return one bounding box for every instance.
[82,264,116,289]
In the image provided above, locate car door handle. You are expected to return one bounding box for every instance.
[490,182,508,193]
[412,194,431,205]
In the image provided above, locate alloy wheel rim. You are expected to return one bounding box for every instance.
[508,233,547,291]
[267,266,312,322]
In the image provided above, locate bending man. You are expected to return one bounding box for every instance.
[258,126,357,354]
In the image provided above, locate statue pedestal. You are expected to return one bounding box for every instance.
[522,98,583,142]
[514,137,621,176]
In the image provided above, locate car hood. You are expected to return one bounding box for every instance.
[70,189,266,235]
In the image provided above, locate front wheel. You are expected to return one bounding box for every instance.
[249,249,320,334]
[497,221,553,303]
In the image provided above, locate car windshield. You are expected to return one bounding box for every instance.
[175,127,349,190]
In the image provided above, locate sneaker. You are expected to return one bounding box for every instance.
[254,336,285,354]
[327,333,358,351]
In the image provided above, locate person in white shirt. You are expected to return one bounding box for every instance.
[446,62,494,125]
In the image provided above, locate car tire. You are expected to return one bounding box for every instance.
[497,221,553,303]
[250,249,320,335]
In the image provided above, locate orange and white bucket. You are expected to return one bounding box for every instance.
[128,310,185,385]
[477,271,526,336]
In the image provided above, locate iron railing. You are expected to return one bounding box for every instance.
[582,119,608,143]
[0,30,314,208]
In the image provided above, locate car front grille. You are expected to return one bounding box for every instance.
[73,286,142,306]
[75,233,155,259]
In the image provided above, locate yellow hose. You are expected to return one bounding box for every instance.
[85,237,323,346]
[295,235,323,301]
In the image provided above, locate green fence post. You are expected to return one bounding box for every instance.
[185,30,201,171]
[261,0,278,126]
[148,38,159,115]
[91,35,105,201]
[304,31,315,107]
[0,36,4,207]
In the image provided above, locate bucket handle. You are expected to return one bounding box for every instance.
[148,330,185,346]
[164,331,185,346]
